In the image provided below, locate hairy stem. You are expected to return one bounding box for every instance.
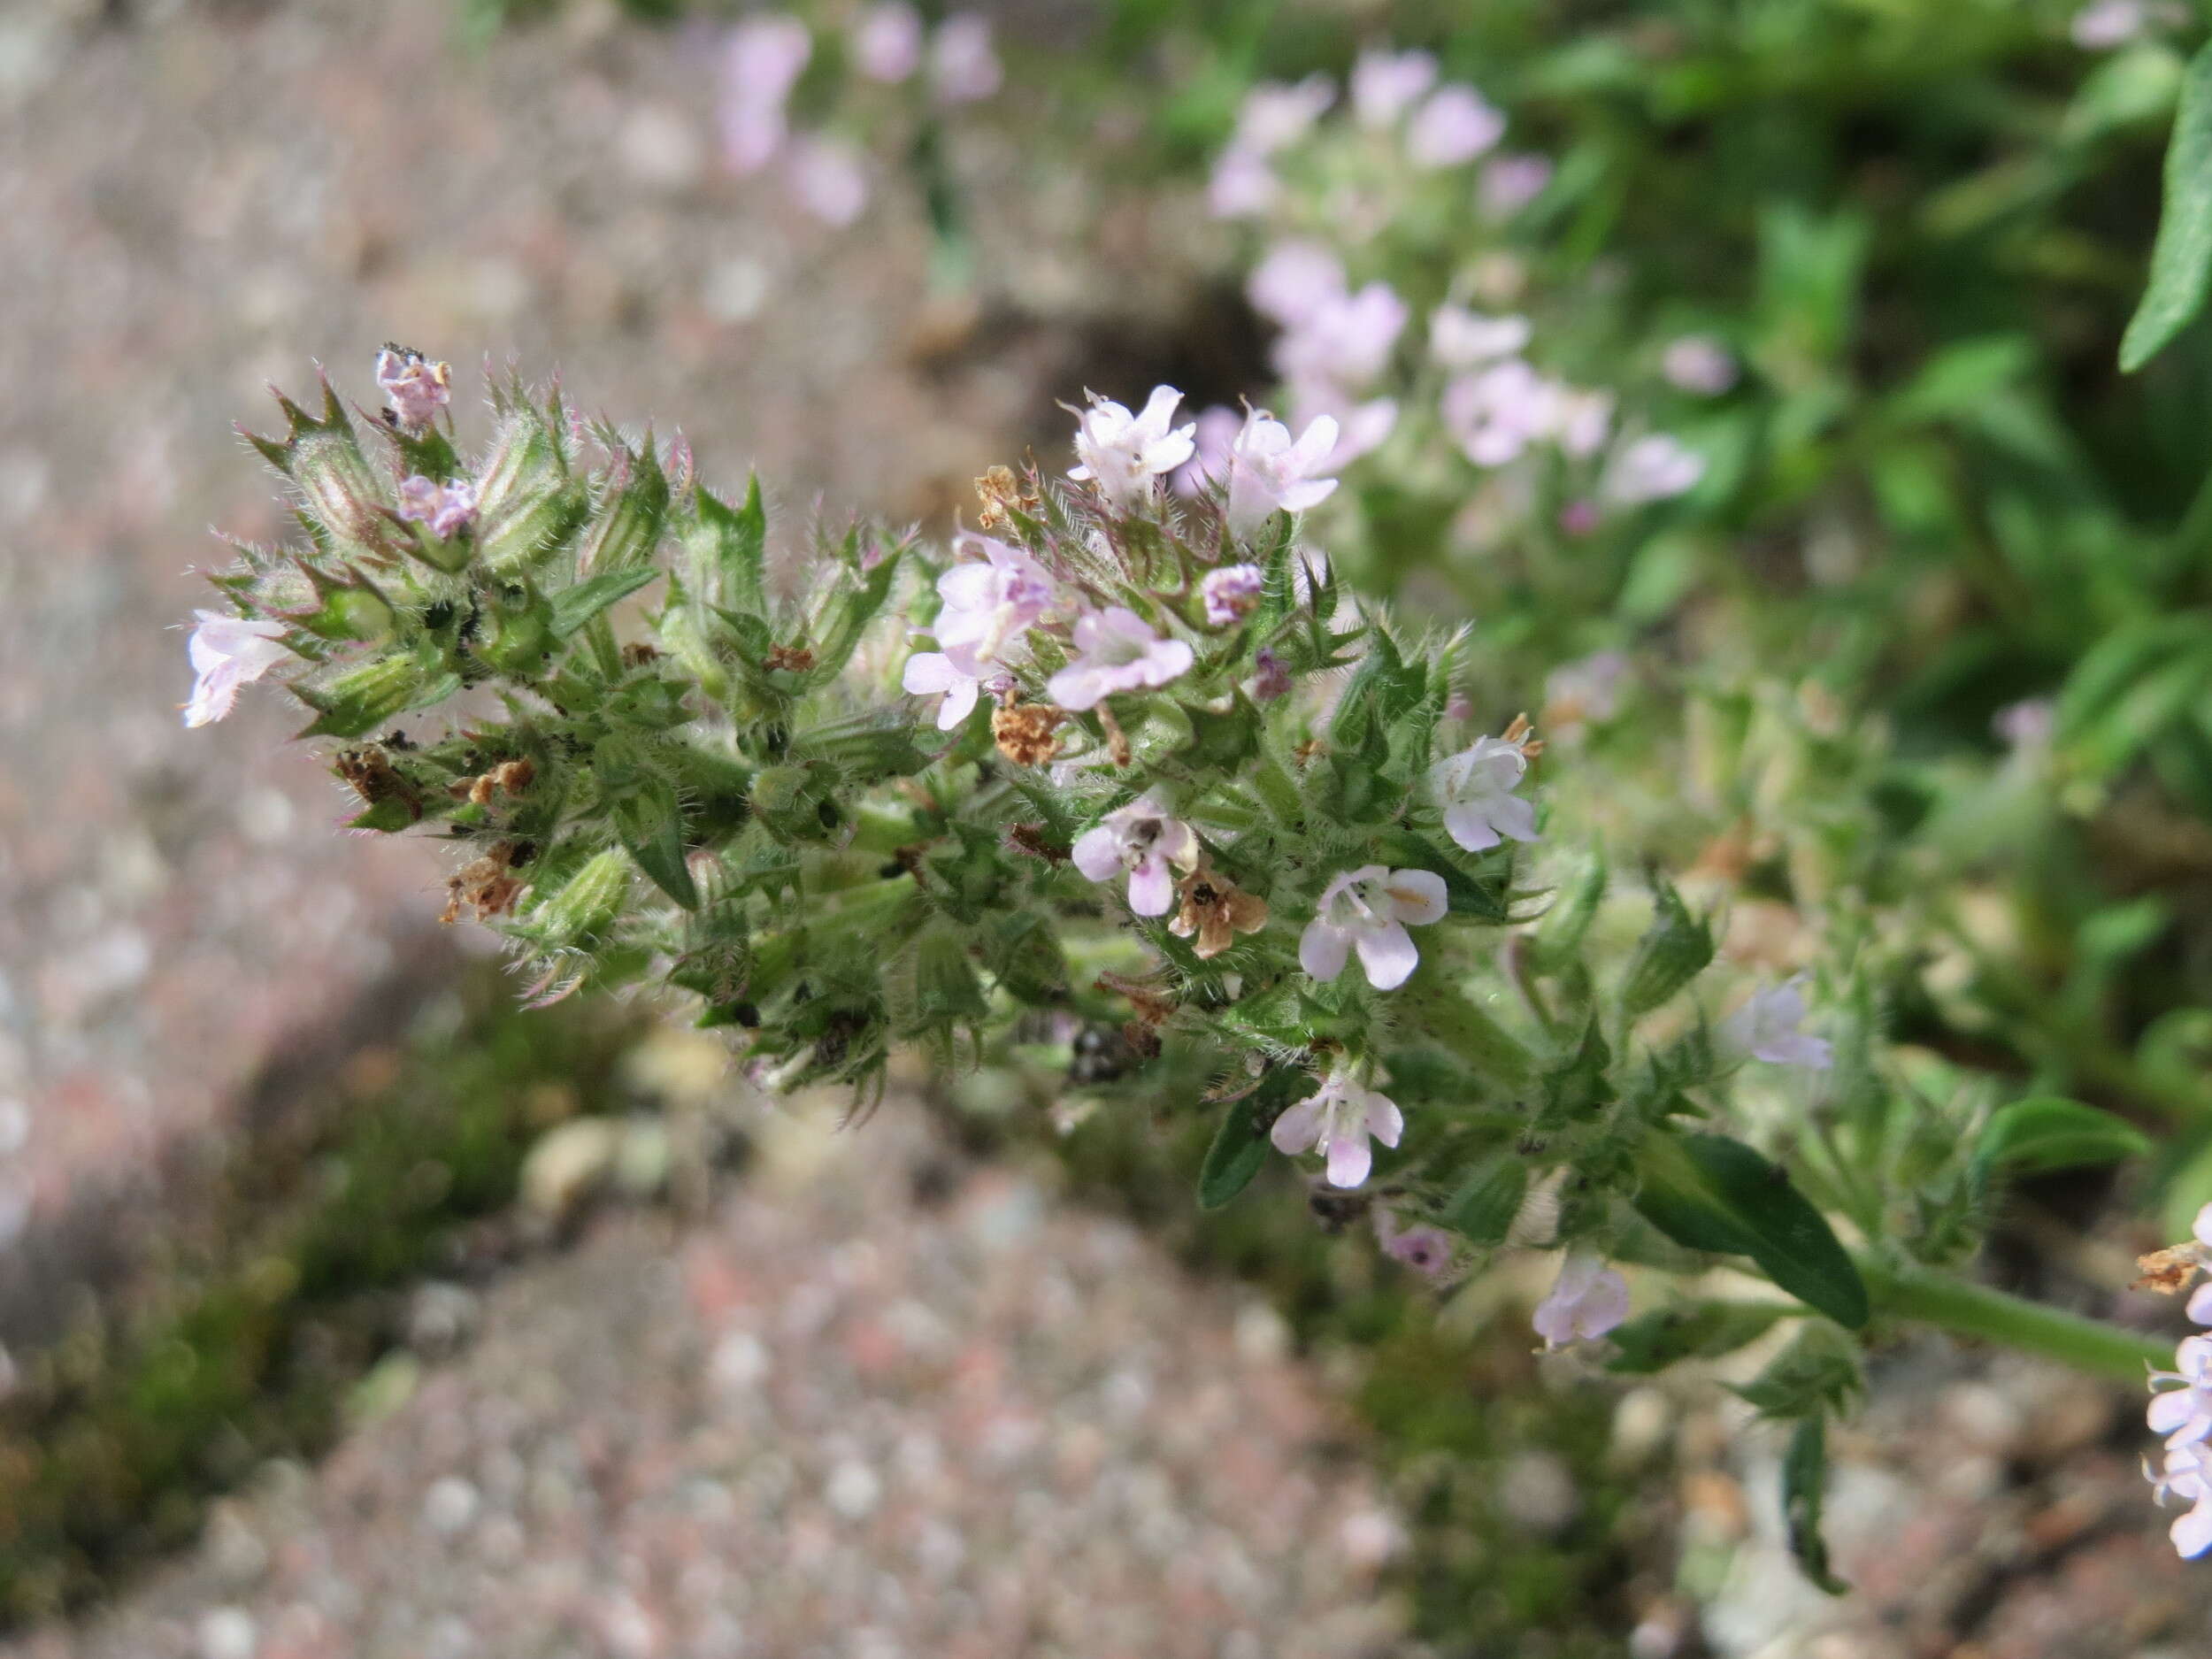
[1858,1255,2167,1381]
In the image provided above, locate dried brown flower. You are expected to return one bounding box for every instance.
[974,465,1039,531]
[335,745,422,820]
[1168,861,1269,959]
[992,701,1064,766]
[442,841,526,925]
[764,642,817,673]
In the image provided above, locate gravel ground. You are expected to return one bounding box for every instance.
[7,1097,1406,1659]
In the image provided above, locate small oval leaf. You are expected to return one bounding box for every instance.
[1198,1103,1269,1211]
[2121,39,2212,373]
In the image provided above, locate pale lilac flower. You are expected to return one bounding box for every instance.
[1606,434,1706,503]
[2152,1443,2212,1558]
[1071,794,1201,918]
[929,14,1002,104]
[1442,359,1550,466]
[933,533,1059,664]
[2071,0,2180,48]
[1557,500,1601,537]
[1543,650,1629,733]
[1046,607,1194,710]
[1546,386,1615,458]
[1068,386,1197,511]
[1300,393,1397,469]
[1171,405,1240,497]
[1479,153,1554,218]
[1720,977,1832,1069]
[1532,1253,1631,1348]
[1231,74,1336,156]
[1199,564,1266,626]
[182,611,291,728]
[375,347,451,432]
[1406,84,1505,168]
[1432,734,1538,852]
[1993,697,2055,752]
[901,649,990,731]
[1430,304,1531,369]
[1208,148,1278,219]
[786,136,869,225]
[1248,241,1348,329]
[1225,410,1340,540]
[1301,864,1448,991]
[1350,48,1438,128]
[396,474,478,539]
[1375,1209,1457,1279]
[1271,1067,1403,1188]
[1663,335,1738,396]
[851,2,923,81]
[1272,281,1409,392]
[719,14,812,174]
[1248,648,1292,703]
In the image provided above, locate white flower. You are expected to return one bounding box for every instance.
[1432,734,1538,852]
[1225,410,1340,540]
[1350,48,1437,128]
[1429,305,1531,369]
[1720,978,1832,1070]
[1045,607,1194,710]
[1532,1253,1631,1348]
[1663,334,1738,396]
[1300,864,1448,991]
[901,649,991,731]
[1404,84,1504,168]
[1606,434,1706,504]
[182,611,291,728]
[1270,1068,1404,1188]
[1071,794,1201,918]
[1067,386,1197,511]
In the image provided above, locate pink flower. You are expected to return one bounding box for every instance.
[1479,153,1554,218]
[1720,978,1832,1070]
[1171,404,1240,497]
[786,136,869,226]
[851,2,922,82]
[933,532,1059,664]
[1429,304,1531,369]
[1232,74,1336,155]
[1300,864,1448,991]
[1406,85,1504,168]
[719,15,812,174]
[1248,648,1292,703]
[1046,607,1194,710]
[1294,391,1397,470]
[1663,335,1738,396]
[1207,148,1278,219]
[1431,734,1538,852]
[1350,48,1438,128]
[1071,794,1202,917]
[1605,434,1705,503]
[1068,386,1197,511]
[182,611,291,728]
[902,649,996,731]
[1248,241,1348,329]
[375,347,451,432]
[1533,1253,1631,1348]
[2071,0,2180,49]
[1199,564,1265,626]
[1271,281,1409,393]
[396,474,478,539]
[929,14,1002,104]
[1375,1209,1457,1279]
[1225,410,1340,540]
[1442,359,1548,465]
[1271,1067,1403,1189]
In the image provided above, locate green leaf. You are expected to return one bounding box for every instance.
[1973,1097,2152,1179]
[549,567,662,639]
[1632,1134,1869,1328]
[1617,881,1714,1017]
[686,474,769,612]
[1198,1102,1271,1210]
[2122,40,2212,372]
[1730,1323,1862,1419]
[1782,1416,1850,1596]
[1444,1153,1529,1247]
[1607,1300,1793,1375]
[296,653,461,739]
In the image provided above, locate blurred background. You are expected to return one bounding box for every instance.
[5,0,2212,1654]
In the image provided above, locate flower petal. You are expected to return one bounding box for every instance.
[1071,825,1122,883]
[1355,920,1420,990]
[1385,870,1448,926]
[1323,1129,1373,1189]
[1270,1097,1325,1156]
[1126,857,1174,918]
[1299,919,1350,982]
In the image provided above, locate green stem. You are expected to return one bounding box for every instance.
[1857,1256,2168,1382]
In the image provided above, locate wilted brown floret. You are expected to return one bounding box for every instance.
[1168,861,1269,959]
[992,701,1064,766]
[449,757,536,808]
[335,745,422,819]
[1004,822,1067,864]
[974,465,1039,531]
[764,642,817,673]
[620,641,662,668]
[1094,970,1176,1030]
[2135,1245,2200,1294]
[442,841,526,925]
[1502,711,1546,759]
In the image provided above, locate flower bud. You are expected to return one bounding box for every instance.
[291,431,388,557]
[749,761,841,842]
[532,848,632,948]
[577,447,671,577]
[475,403,589,572]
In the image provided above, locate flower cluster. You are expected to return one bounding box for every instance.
[718,5,1001,227]
[2145,1206,2212,1557]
